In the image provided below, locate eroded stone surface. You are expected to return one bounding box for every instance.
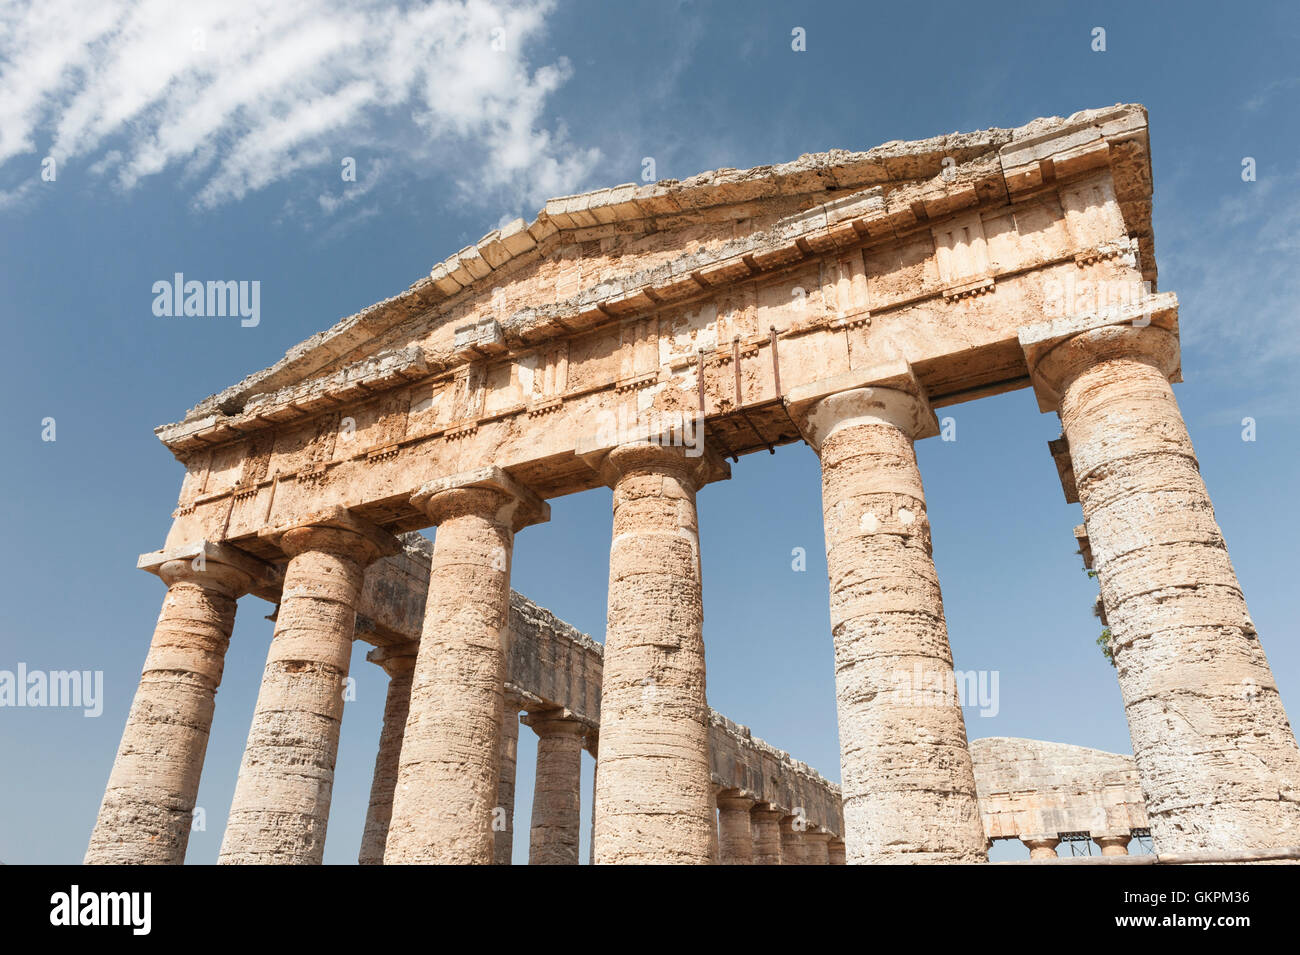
[85,553,252,864]
[971,736,1146,846]
[792,383,986,864]
[1028,324,1300,852]
[494,692,524,865]
[358,645,416,865]
[716,792,755,865]
[384,485,531,864]
[219,518,394,865]
[525,710,586,865]
[591,444,716,864]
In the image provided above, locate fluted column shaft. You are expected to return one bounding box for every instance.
[592,444,716,864]
[780,816,808,865]
[527,711,585,865]
[386,471,546,864]
[85,551,252,864]
[804,831,832,865]
[1033,324,1300,851]
[1094,833,1131,857]
[751,807,783,865]
[717,793,755,864]
[220,518,392,864]
[802,384,985,864]
[358,646,417,865]
[1023,836,1059,860]
[494,693,523,865]
[828,839,847,865]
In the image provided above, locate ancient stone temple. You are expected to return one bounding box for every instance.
[86,104,1300,864]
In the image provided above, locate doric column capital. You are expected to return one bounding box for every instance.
[522,707,589,740]
[1018,293,1181,412]
[716,790,757,813]
[580,439,730,493]
[411,466,549,532]
[259,505,401,565]
[1021,834,1061,859]
[783,359,937,451]
[803,828,833,844]
[139,540,273,598]
[1093,831,1132,856]
[366,643,418,679]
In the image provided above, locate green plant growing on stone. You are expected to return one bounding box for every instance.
[1096,627,1114,666]
[1083,567,1115,666]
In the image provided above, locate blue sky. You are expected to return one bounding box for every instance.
[1,0,1297,864]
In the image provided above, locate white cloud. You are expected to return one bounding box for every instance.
[0,0,599,214]
[1165,172,1300,375]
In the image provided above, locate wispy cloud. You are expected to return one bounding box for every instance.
[1164,170,1300,382]
[0,0,600,216]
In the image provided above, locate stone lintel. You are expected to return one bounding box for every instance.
[1018,291,1180,412]
[783,358,939,445]
[137,540,281,598]
[257,504,401,559]
[411,465,550,530]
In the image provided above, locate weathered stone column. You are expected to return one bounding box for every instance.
[716,791,755,864]
[780,816,808,865]
[494,691,524,865]
[1022,309,1300,851]
[786,364,987,864]
[804,829,833,865]
[586,443,728,865]
[751,806,784,865]
[85,542,265,864]
[708,784,721,864]
[828,839,847,865]
[524,708,586,865]
[1022,835,1060,860]
[1094,832,1131,857]
[358,644,417,865]
[385,467,548,864]
[220,508,397,865]
[586,732,598,866]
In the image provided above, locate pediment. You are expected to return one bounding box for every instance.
[159,103,1153,455]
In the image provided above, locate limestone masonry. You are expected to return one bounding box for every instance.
[86,104,1300,864]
